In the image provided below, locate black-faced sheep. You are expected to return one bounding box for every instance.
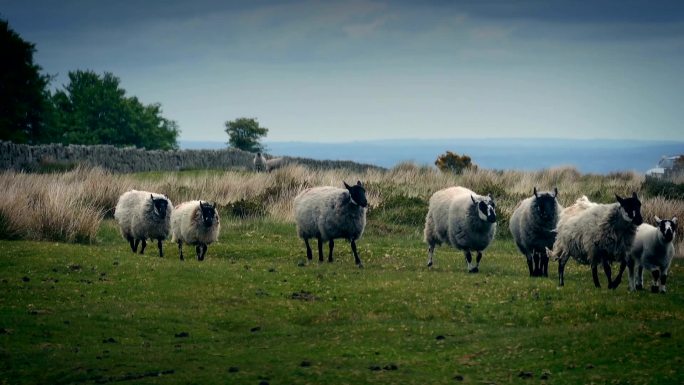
[509,187,561,277]
[424,186,497,273]
[171,200,220,261]
[293,181,368,267]
[253,152,266,172]
[628,216,677,293]
[114,190,172,257]
[549,193,643,289]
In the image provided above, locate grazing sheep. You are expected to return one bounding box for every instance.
[628,216,677,293]
[266,157,287,172]
[114,190,172,258]
[253,152,266,172]
[424,186,497,273]
[549,193,643,288]
[294,181,368,267]
[509,187,561,277]
[171,200,221,261]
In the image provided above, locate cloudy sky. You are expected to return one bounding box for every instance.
[3,0,684,142]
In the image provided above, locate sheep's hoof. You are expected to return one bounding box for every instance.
[468,267,479,273]
[427,261,433,268]
[660,287,667,294]
[357,263,364,269]
[635,284,643,290]
[651,285,659,293]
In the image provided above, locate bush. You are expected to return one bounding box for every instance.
[369,194,428,227]
[435,151,477,174]
[642,177,684,200]
[227,198,267,218]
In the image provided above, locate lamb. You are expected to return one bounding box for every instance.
[509,187,561,277]
[253,152,266,172]
[114,190,173,258]
[549,192,643,289]
[424,186,497,273]
[627,216,677,293]
[171,200,220,261]
[293,181,368,267]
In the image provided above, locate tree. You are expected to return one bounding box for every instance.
[50,70,179,150]
[0,19,53,144]
[225,117,268,152]
[435,151,477,174]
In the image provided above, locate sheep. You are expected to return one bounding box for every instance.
[548,192,643,289]
[293,181,368,267]
[114,190,173,258]
[509,187,561,277]
[424,186,497,273]
[171,200,220,261]
[265,157,287,172]
[253,152,266,172]
[627,216,678,293]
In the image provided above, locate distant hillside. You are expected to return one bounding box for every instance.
[180,138,684,174]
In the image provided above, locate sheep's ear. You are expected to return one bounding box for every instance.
[533,187,538,198]
[150,194,154,201]
[654,216,661,226]
[212,202,216,209]
[615,194,623,204]
[487,193,494,202]
[471,195,477,204]
[672,217,678,227]
[553,187,558,198]
[343,181,351,189]
[632,191,638,200]
[356,180,362,186]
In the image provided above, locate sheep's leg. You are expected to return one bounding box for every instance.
[532,251,541,277]
[660,270,668,293]
[328,239,334,263]
[609,259,626,290]
[558,253,570,287]
[133,239,141,253]
[317,237,324,262]
[464,250,473,272]
[651,270,661,293]
[472,251,482,273]
[591,263,601,288]
[541,250,549,277]
[157,239,164,258]
[627,259,635,291]
[304,239,313,261]
[195,244,202,261]
[139,239,147,255]
[127,236,136,252]
[350,239,363,268]
[427,244,435,268]
[602,258,615,289]
[199,244,207,261]
[636,265,644,290]
[178,240,184,261]
[525,252,535,277]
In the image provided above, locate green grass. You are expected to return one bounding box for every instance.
[1,219,683,385]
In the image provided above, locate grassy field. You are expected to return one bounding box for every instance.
[1,216,683,385]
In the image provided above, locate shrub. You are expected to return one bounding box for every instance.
[642,177,684,200]
[435,151,477,174]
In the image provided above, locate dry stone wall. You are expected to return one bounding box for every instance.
[0,141,382,173]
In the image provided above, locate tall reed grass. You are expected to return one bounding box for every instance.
[1,164,682,255]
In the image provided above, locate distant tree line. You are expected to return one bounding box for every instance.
[1,19,178,150]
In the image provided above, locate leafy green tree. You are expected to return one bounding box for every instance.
[435,151,477,174]
[50,70,179,149]
[225,117,268,152]
[0,19,53,144]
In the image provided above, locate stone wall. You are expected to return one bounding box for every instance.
[0,141,383,173]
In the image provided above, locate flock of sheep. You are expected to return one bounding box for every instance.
[113,165,678,293]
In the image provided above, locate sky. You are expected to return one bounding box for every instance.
[3,0,684,143]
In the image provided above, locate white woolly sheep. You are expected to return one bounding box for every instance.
[114,190,173,257]
[171,200,220,261]
[549,192,643,289]
[293,181,368,267]
[253,152,266,172]
[509,187,561,277]
[424,186,497,273]
[266,157,287,172]
[628,216,678,293]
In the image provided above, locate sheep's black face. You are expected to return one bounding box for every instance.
[656,217,678,243]
[200,201,218,227]
[616,192,642,226]
[151,196,169,219]
[344,181,368,208]
[534,187,559,222]
[476,198,496,223]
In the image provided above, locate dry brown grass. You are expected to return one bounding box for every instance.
[1,164,682,255]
